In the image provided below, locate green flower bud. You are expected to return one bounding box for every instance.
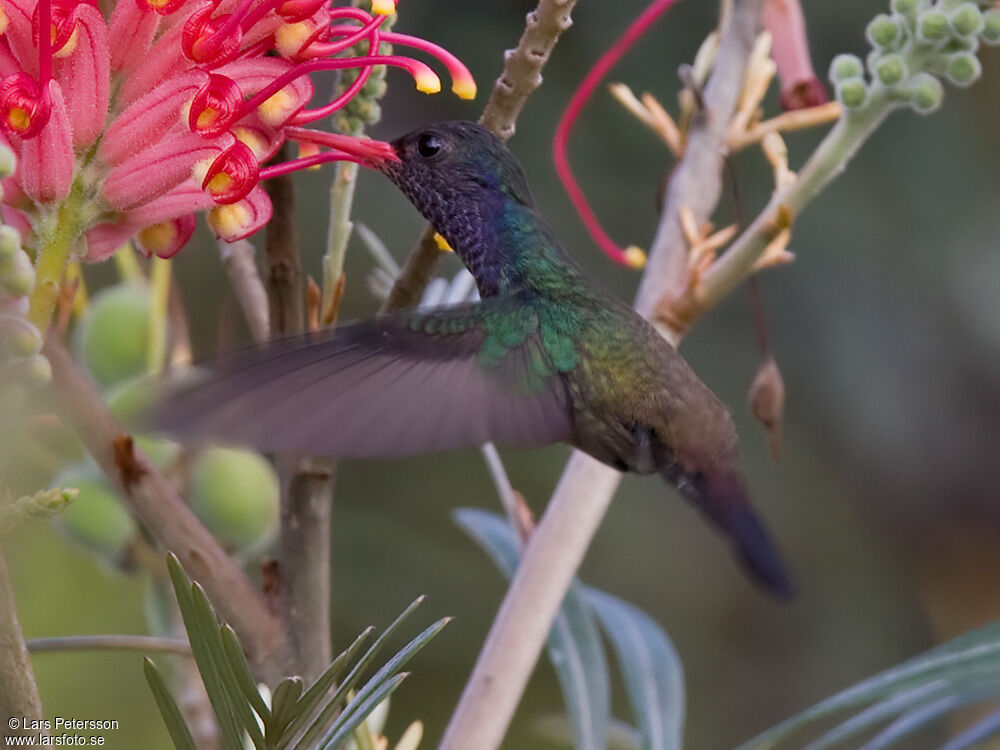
[24,354,52,384]
[189,447,279,552]
[983,9,1000,44]
[836,79,870,110]
[829,54,865,83]
[891,0,919,16]
[0,255,34,298]
[907,72,944,113]
[53,465,137,560]
[867,14,902,48]
[76,282,154,388]
[360,76,388,99]
[0,313,42,358]
[875,54,908,86]
[946,52,981,86]
[0,226,22,259]
[0,144,15,180]
[950,3,984,38]
[918,10,950,43]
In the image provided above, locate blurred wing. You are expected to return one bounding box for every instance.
[154,296,574,456]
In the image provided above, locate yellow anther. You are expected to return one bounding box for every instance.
[233,127,269,159]
[624,246,647,269]
[137,222,179,255]
[0,7,11,35]
[53,26,79,58]
[209,202,252,236]
[206,171,233,195]
[433,233,453,252]
[196,106,220,130]
[274,21,313,59]
[371,0,396,15]
[7,107,30,133]
[258,87,296,126]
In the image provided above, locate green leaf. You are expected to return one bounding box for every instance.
[278,626,374,741]
[291,597,428,750]
[454,508,611,750]
[738,620,1000,749]
[319,674,409,750]
[938,705,1000,750]
[268,677,305,743]
[143,657,197,750]
[165,554,248,750]
[219,624,270,722]
[585,588,684,750]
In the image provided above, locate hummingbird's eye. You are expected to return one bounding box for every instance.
[416,133,443,159]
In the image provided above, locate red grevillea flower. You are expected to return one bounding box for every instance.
[0,0,474,263]
[762,0,827,111]
[553,0,678,269]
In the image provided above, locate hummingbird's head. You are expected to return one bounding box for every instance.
[376,121,535,229]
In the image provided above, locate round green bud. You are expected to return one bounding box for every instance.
[0,256,34,298]
[983,9,1000,44]
[907,72,944,113]
[189,447,279,551]
[891,0,919,16]
[23,353,51,384]
[0,313,42,358]
[54,465,137,559]
[918,10,950,43]
[0,144,15,180]
[829,53,865,83]
[950,3,984,38]
[76,282,154,388]
[836,79,870,110]
[867,14,902,48]
[875,54,909,86]
[946,52,981,86]
[0,225,22,259]
[360,76,387,99]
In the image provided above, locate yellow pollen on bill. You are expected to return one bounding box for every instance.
[209,202,252,236]
[624,245,647,269]
[233,127,268,159]
[433,233,453,252]
[415,71,442,95]
[258,88,296,126]
[52,26,79,58]
[275,21,314,59]
[137,222,179,254]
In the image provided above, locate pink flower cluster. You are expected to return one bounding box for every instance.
[0,0,473,261]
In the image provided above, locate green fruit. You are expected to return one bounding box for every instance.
[950,3,983,38]
[189,447,279,551]
[891,0,919,16]
[77,283,154,388]
[918,10,949,43]
[875,54,908,86]
[867,14,902,48]
[983,9,1000,44]
[908,73,944,113]
[53,465,137,559]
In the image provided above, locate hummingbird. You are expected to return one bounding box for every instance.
[158,121,792,597]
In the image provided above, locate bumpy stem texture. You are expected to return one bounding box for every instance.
[382,0,579,313]
[43,338,290,682]
[439,2,764,747]
[0,552,46,742]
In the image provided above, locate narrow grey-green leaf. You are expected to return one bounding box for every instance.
[454,508,610,750]
[738,621,1000,750]
[144,657,198,750]
[585,588,684,750]
[319,674,409,750]
[268,677,305,743]
[220,624,270,721]
[291,598,426,750]
[166,555,245,750]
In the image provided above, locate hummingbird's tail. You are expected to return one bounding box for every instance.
[672,470,794,599]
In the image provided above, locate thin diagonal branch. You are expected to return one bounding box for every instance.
[381,0,579,313]
[439,3,765,747]
[42,338,290,683]
[0,550,46,742]
[27,635,192,656]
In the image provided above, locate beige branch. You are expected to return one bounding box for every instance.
[218,239,270,342]
[439,2,765,747]
[0,551,46,742]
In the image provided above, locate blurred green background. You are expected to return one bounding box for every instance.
[5,0,1000,747]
